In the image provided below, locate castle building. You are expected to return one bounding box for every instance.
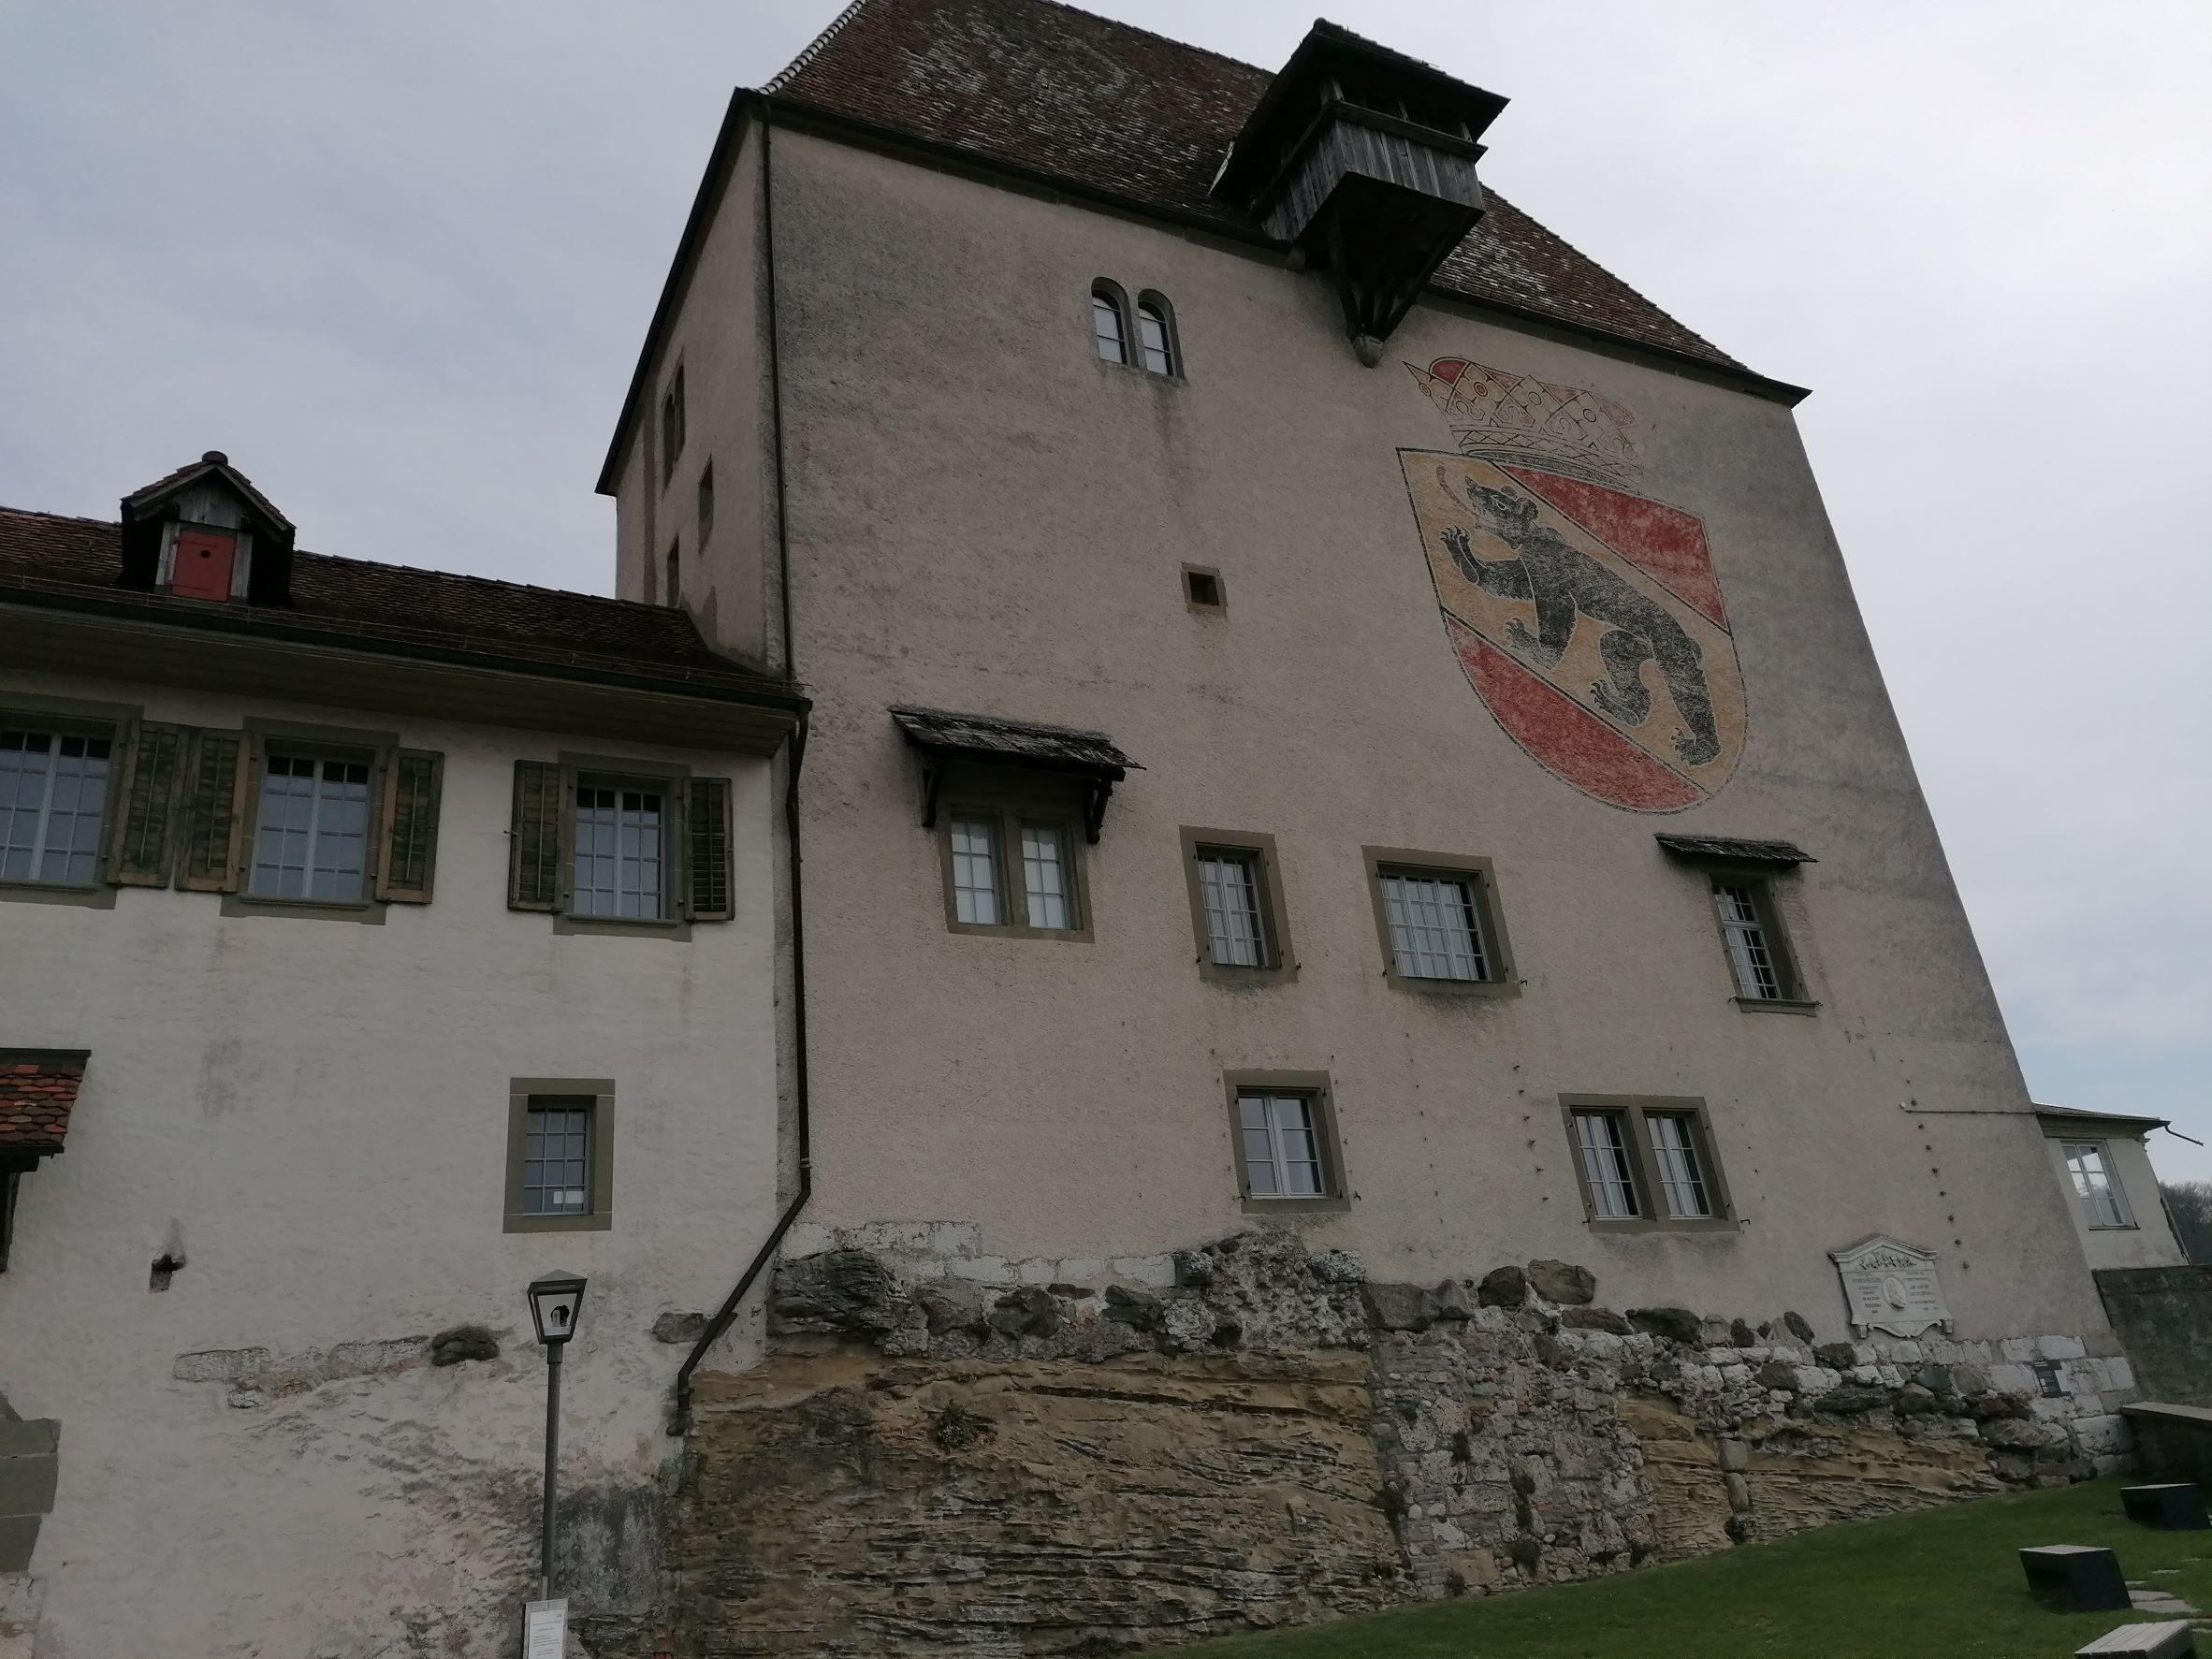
[0,2,2190,1655]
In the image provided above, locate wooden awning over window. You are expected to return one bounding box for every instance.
[0,1050,86,1170]
[1654,834,1814,866]
[891,706,1142,842]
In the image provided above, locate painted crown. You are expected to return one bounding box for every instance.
[1407,357,1645,486]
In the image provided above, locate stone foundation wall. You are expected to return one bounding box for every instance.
[673,1231,2135,1655]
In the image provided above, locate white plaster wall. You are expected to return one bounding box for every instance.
[2043,1133,2187,1271]
[750,129,2114,1346]
[0,669,779,1657]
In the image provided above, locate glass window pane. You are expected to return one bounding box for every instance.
[1574,1111,1639,1218]
[249,749,369,902]
[1714,883,1783,998]
[1648,1113,1711,1218]
[523,1102,593,1215]
[1238,1093,1324,1201]
[1,726,110,886]
[1198,850,1265,967]
[573,780,664,918]
[1138,304,1171,374]
[951,817,1000,925]
[1381,871,1488,980]
[2064,1142,2130,1228]
[1020,822,1070,929]
[1092,294,1128,364]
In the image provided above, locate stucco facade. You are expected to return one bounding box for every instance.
[2038,1109,2187,1272]
[610,111,2112,1347]
[0,493,795,1653]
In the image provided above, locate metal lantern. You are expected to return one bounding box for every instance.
[526,1269,587,1347]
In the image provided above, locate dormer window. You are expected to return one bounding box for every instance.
[118,450,295,605]
[167,525,243,601]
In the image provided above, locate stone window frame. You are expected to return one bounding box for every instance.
[219,716,401,926]
[1222,1069,1350,1215]
[1360,845,1519,998]
[0,692,138,910]
[936,771,1094,942]
[1696,862,1816,1013]
[1558,1094,1736,1234]
[503,1078,616,1233]
[1178,826,1298,986]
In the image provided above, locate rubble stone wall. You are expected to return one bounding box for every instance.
[674,1231,2135,1656]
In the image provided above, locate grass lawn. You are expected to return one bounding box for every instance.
[1176,1481,2211,1659]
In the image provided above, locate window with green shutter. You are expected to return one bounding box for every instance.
[687,776,734,921]
[509,760,565,910]
[177,730,250,892]
[106,721,186,886]
[374,749,444,904]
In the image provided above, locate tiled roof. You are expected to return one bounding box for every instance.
[124,450,294,534]
[1654,834,1815,866]
[769,0,1746,371]
[2034,1103,2170,1131]
[891,704,1139,777]
[0,507,794,700]
[0,1051,87,1157]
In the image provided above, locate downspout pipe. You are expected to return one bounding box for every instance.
[673,102,808,1437]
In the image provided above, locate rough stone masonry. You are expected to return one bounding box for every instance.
[672,1230,2132,1655]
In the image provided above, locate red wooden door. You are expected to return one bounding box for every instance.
[171,528,237,600]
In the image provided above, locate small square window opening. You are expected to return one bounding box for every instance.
[251,752,371,903]
[522,1100,594,1216]
[0,727,112,885]
[1184,567,1223,609]
[574,782,665,920]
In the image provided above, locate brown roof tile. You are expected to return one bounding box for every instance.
[769,0,1746,371]
[0,507,795,701]
[0,1051,87,1156]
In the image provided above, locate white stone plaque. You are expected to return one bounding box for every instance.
[522,1598,567,1659]
[1828,1235,1953,1338]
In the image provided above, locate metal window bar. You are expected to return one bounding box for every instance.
[1381,871,1489,980]
[1137,304,1172,374]
[251,753,371,902]
[1238,1094,1323,1198]
[1573,1111,1639,1219]
[0,728,111,885]
[1020,822,1070,930]
[522,1102,593,1215]
[1647,1113,1712,1218]
[950,816,1001,924]
[2063,1142,2132,1229]
[1092,293,1128,364]
[1198,850,1266,967]
[1714,883,1783,998]
[573,784,665,919]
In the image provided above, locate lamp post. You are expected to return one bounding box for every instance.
[525,1270,587,1603]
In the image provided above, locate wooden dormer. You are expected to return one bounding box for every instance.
[1215,22,1508,365]
[118,450,296,604]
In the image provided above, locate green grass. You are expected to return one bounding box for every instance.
[1176,1482,2211,1659]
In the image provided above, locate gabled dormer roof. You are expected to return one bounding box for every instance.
[118,449,298,601]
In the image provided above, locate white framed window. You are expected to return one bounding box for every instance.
[1197,849,1265,966]
[1714,880,1794,1000]
[1648,1112,1713,1219]
[1572,1110,1640,1220]
[2062,1141,2135,1230]
[1091,282,1129,364]
[1380,869,1490,981]
[1182,829,1292,983]
[1019,822,1070,930]
[522,1100,593,1216]
[1237,1093,1324,1199]
[0,727,112,886]
[950,815,1002,925]
[250,752,371,903]
[574,781,666,920]
[1136,299,1174,374]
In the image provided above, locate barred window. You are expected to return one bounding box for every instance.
[1379,869,1490,981]
[1197,849,1266,967]
[0,728,111,886]
[1572,1110,1640,1220]
[574,782,665,919]
[1648,1113,1713,1219]
[950,816,1001,925]
[2062,1142,2134,1230]
[522,1100,593,1216]
[1238,1093,1324,1199]
[250,753,371,902]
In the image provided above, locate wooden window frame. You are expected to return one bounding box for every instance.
[1559,1095,1736,1233]
[936,772,1092,942]
[556,751,691,939]
[503,1079,616,1233]
[0,695,138,909]
[1361,846,1518,997]
[1223,1070,1349,1215]
[221,719,400,925]
[1180,827,1296,984]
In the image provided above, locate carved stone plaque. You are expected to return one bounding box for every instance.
[1828,1235,1953,1339]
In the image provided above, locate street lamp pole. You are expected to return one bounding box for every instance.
[524,1270,588,1607]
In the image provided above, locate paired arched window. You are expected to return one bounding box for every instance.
[1090,281,1179,377]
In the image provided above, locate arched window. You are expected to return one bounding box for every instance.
[1090,283,1129,365]
[1136,294,1177,376]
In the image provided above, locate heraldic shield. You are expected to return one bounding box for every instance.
[1399,359,1746,811]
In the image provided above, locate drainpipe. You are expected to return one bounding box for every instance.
[673,100,808,1437]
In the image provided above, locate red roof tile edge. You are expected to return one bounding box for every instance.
[0,1050,88,1155]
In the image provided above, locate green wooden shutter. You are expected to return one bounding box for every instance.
[509,761,564,911]
[105,721,186,886]
[687,776,734,922]
[177,731,250,893]
[374,749,444,904]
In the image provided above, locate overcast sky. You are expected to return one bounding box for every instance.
[6,3,2206,1175]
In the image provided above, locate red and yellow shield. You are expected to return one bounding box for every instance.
[1400,450,1745,810]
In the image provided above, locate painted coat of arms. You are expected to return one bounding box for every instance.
[1401,358,1745,810]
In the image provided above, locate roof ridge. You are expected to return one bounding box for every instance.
[1479,190,1732,367]
[765,0,881,94]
